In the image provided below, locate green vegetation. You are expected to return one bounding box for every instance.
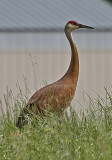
[0,87,112,160]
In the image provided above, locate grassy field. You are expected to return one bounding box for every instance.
[0,87,112,160]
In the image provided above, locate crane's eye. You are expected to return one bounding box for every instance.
[69,22,74,25]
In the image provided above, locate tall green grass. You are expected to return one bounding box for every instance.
[0,86,112,160]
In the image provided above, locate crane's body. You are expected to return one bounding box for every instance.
[17,21,93,128]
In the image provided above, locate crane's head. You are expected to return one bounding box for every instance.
[65,20,94,32]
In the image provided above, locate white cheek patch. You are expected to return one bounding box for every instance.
[68,23,79,29]
[74,25,79,29]
[68,23,74,28]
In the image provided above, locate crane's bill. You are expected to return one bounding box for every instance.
[79,24,94,29]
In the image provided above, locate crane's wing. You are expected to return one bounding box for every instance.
[17,81,76,129]
[27,81,75,112]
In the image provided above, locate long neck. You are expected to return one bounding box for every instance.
[62,28,79,84]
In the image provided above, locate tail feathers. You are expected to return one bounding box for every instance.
[16,114,28,129]
[16,104,41,129]
[16,106,31,129]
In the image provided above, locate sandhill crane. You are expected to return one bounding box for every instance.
[17,20,94,128]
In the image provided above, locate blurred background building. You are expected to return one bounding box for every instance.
[0,0,112,113]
